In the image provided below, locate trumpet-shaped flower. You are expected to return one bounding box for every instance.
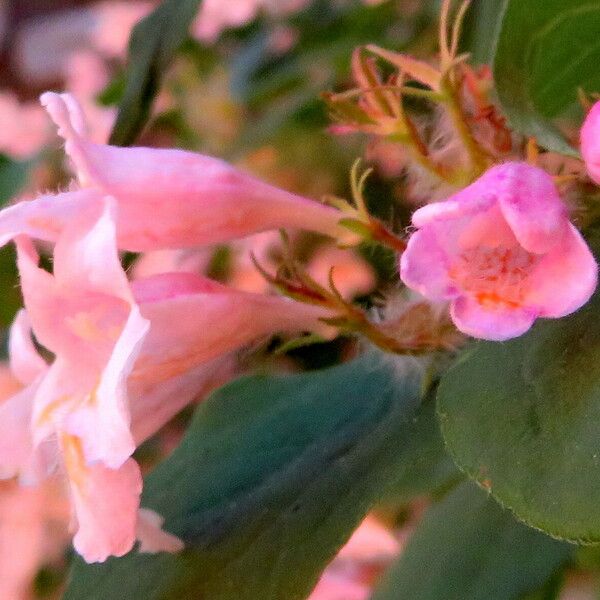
[1,198,335,562]
[400,162,597,340]
[0,92,347,251]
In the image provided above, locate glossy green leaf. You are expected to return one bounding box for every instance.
[438,228,600,543]
[380,385,462,504]
[65,353,456,600]
[492,0,600,155]
[372,482,572,600]
[109,0,202,146]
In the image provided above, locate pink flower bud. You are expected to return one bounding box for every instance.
[400,162,597,340]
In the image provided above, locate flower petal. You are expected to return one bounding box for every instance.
[136,508,184,554]
[581,100,600,185]
[52,196,131,302]
[64,306,149,469]
[40,92,346,250]
[134,284,333,385]
[0,189,98,248]
[399,228,457,301]
[496,163,567,253]
[450,296,536,341]
[0,382,52,484]
[9,310,47,386]
[413,163,567,254]
[524,224,598,318]
[129,355,235,445]
[65,444,142,563]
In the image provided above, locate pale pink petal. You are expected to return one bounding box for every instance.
[399,228,457,301]
[411,185,495,228]
[0,483,47,600]
[338,516,399,561]
[40,92,345,250]
[133,283,333,385]
[495,163,567,253]
[581,100,600,185]
[0,365,22,400]
[8,310,47,386]
[31,358,91,451]
[65,444,142,563]
[0,382,52,484]
[15,237,68,360]
[16,237,116,374]
[0,189,99,248]
[309,573,369,600]
[64,306,149,469]
[131,272,228,304]
[524,224,598,318]
[136,508,184,554]
[450,296,537,341]
[52,197,131,302]
[130,355,235,445]
[40,92,92,186]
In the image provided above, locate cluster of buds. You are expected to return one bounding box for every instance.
[324,0,516,195]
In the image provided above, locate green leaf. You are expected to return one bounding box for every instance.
[380,385,462,504]
[492,0,600,155]
[0,154,31,204]
[461,0,506,65]
[109,0,202,146]
[372,482,572,600]
[65,352,457,600]
[438,228,600,543]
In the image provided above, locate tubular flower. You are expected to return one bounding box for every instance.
[1,200,335,562]
[400,162,597,340]
[581,100,600,185]
[0,92,348,251]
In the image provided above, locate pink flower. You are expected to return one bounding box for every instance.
[400,162,597,340]
[581,100,600,185]
[1,199,334,562]
[0,93,346,251]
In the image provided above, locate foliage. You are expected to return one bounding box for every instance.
[65,353,455,599]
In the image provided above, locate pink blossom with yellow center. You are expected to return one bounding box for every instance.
[400,162,597,340]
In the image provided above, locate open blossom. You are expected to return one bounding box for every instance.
[400,162,597,340]
[581,100,600,185]
[0,92,347,252]
[1,199,334,562]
